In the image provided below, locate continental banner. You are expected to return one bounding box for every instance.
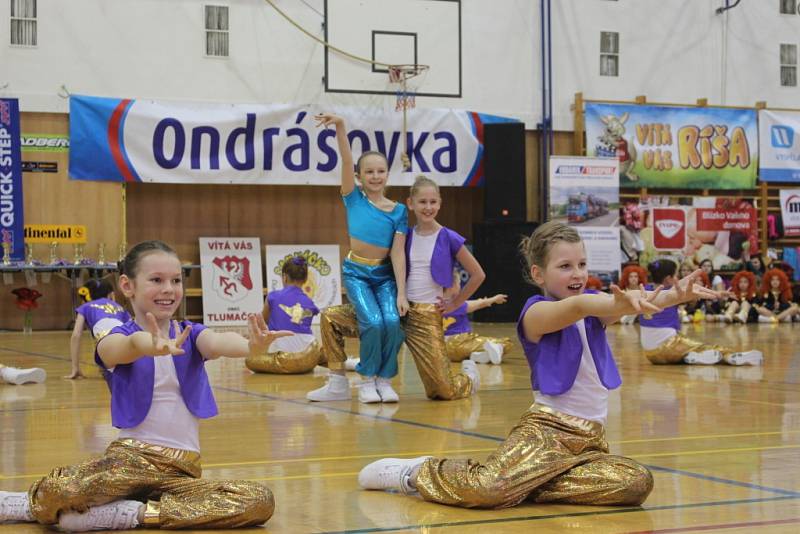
[69,94,516,187]
[24,224,87,244]
[585,103,757,189]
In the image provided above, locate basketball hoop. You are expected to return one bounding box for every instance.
[387,64,429,169]
[388,64,429,111]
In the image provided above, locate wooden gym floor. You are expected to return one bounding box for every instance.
[1,321,799,533]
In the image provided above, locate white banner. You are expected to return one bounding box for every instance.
[758,109,800,183]
[69,95,516,187]
[265,245,342,324]
[780,189,800,236]
[549,156,621,283]
[199,237,264,326]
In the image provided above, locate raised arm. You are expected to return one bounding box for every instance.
[97,314,191,368]
[522,289,661,343]
[196,314,292,360]
[315,113,355,195]
[465,294,507,314]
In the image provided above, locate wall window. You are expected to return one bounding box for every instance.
[10,0,36,46]
[780,0,797,15]
[600,31,619,77]
[781,43,797,87]
[205,5,229,57]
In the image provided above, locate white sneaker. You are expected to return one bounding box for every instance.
[344,357,360,371]
[461,360,480,394]
[482,341,503,365]
[0,491,33,522]
[684,349,722,365]
[758,315,778,324]
[306,373,351,401]
[375,378,399,403]
[358,379,382,404]
[358,456,432,494]
[725,350,764,366]
[468,351,490,364]
[57,500,142,532]
[0,367,46,385]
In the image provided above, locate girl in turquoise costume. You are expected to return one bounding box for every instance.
[307,113,408,404]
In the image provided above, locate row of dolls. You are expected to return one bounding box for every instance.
[618,264,800,324]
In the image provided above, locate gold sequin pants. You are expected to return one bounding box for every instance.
[320,304,359,372]
[245,340,323,374]
[644,333,734,365]
[404,302,474,400]
[415,404,653,508]
[445,333,513,362]
[28,438,274,528]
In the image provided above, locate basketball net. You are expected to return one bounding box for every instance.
[388,64,429,170]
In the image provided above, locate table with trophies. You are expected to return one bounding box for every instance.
[1,241,121,329]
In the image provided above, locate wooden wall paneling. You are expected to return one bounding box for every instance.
[0,112,124,331]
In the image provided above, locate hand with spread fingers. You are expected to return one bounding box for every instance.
[610,283,663,315]
[247,313,293,356]
[314,113,344,129]
[673,269,720,303]
[142,313,191,356]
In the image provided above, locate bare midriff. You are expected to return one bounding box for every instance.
[349,237,391,261]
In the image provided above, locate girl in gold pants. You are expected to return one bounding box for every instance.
[443,294,513,364]
[245,255,324,374]
[358,222,717,508]
[0,241,288,531]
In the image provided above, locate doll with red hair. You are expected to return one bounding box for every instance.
[585,276,604,291]
[619,264,648,324]
[723,271,759,323]
[753,268,800,323]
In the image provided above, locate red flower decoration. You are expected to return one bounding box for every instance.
[12,287,43,311]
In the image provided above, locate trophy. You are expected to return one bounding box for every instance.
[49,242,58,264]
[73,243,85,265]
[1,241,10,266]
[97,242,106,265]
[25,243,34,265]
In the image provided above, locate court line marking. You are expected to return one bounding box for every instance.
[646,465,800,497]
[624,516,800,533]
[314,496,800,534]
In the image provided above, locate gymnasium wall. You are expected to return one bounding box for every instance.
[4,1,800,132]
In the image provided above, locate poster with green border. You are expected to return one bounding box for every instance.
[585,103,757,189]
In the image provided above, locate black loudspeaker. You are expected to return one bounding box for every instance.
[484,122,527,221]
[472,221,541,323]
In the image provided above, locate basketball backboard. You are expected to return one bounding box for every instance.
[324,0,461,97]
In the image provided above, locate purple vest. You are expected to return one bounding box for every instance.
[75,298,131,335]
[444,302,471,335]
[267,286,319,334]
[639,284,680,330]
[94,320,218,429]
[516,292,622,395]
[405,226,466,288]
